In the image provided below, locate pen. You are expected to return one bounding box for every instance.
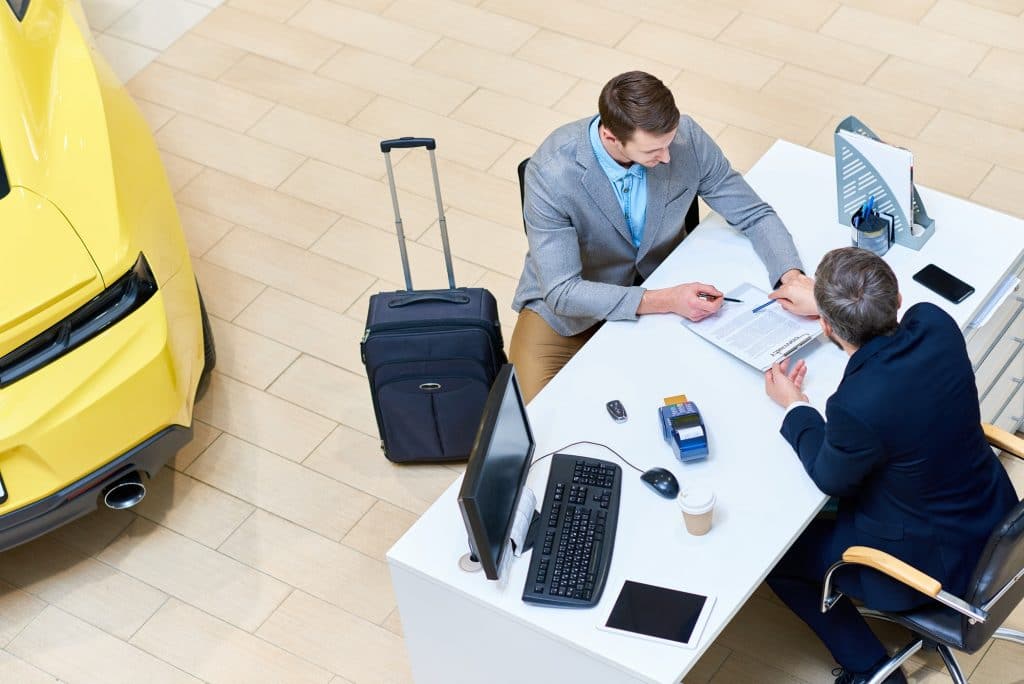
[751,299,778,314]
[697,292,742,303]
[864,195,875,217]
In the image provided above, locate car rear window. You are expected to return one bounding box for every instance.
[5,0,29,20]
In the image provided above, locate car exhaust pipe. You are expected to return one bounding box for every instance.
[102,471,146,510]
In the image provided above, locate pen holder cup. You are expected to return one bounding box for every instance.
[851,210,893,257]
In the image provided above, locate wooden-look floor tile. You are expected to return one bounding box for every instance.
[482,0,637,46]
[133,467,254,548]
[179,169,337,249]
[587,0,738,38]
[841,0,938,22]
[195,373,336,462]
[0,650,57,683]
[415,38,574,107]
[713,0,840,30]
[188,434,374,540]
[192,257,266,321]
[227,0,308,22]
[303,424,459,515]
[341,500,418,562]
[763,65,937,138]
[921,0,1024,51]
[670,71,830,145]
[0,581,45,648]
[194,5,339,71]
[384,0,536,54]
[820,6,988,75]
[972,166,1024,218]
[235,287,368,375]
[416,208,527,276]
[278,159,441,239]
[48,507,136,558]
[171,421,220,472]
[220,510,396,622]
[268,355,380,437]
[318,47,473,117]
[289,0,438,63]
[618,22,784,90]
[0,537,167,641]
[920,110,1024,174]
[157,33,245,80]
[99,518,291,632]
[256,591,413,683]
[8,606,202,684]
[718,14,886,83]
[351,96,513,171]
[220,54,375,125]
[869,57,1024,129]
[155,115,304,188]
[131,599,332,684]
[177,203,232,257]
[973,48,1024,93]
[515,30,679,85]
[204,227,376,315]
[249,105,397,180]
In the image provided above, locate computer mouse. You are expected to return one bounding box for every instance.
[640,467,680,499]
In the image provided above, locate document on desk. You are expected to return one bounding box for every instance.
[681,283,821,372]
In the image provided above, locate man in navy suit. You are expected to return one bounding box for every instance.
[763,247,1017,684]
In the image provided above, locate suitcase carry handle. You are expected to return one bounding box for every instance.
[380,137,436,152]
[388,292,471,308]
[381,137,455,291]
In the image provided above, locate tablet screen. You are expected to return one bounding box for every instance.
[604,580,708,646]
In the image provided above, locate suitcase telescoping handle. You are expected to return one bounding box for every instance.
[380,137,455,291]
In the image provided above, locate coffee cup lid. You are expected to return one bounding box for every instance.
[679,486,715,515]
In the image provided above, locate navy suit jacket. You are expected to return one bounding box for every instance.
[781,303,1017,610]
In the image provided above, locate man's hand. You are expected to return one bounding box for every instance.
[771,272,818,317]
[764,359,808,408]
[639,282,723,321]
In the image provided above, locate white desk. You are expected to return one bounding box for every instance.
[387,141,1024,684]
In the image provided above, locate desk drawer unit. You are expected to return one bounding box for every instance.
[967,256,1024,434]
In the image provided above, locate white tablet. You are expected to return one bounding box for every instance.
[597,580,716,650]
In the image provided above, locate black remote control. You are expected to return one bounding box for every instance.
[606,400,627,423]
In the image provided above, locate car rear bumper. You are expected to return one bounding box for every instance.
[0,424,191,553]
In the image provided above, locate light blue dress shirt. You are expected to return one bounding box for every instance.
[589,116,647,248]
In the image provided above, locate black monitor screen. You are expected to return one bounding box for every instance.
[458,365,534,580]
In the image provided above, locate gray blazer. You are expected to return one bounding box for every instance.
[512,116,803,336]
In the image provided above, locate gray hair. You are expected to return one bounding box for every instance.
[814,247,899,348]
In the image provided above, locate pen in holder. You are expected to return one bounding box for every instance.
[851,209,894,257]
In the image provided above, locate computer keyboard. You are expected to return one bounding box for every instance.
[522,453,621,608]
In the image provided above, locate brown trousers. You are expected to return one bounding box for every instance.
[507,309,600,404]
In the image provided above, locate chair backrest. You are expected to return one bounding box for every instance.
[962,499,1024,651]
[515,157,702,237]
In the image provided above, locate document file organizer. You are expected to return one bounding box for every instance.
[834,116,935,250]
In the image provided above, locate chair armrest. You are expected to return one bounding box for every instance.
[821,546,989,623]
[983,423,1024,460]
[842,546,942,597]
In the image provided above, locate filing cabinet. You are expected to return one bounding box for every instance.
[966,254,1024,434]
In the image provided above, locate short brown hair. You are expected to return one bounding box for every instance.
[598,71,680,142]
[814,247,899,348]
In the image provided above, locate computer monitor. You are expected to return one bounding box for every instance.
[457,364,535,580]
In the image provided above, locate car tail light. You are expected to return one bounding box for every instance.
[0,253,158,388]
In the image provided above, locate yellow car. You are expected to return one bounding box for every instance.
[0,0,214,550]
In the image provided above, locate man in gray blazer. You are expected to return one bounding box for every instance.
[510,71,807,402]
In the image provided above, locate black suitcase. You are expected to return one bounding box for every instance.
[361,137,507,463]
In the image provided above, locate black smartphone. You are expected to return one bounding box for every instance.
[912,264,975,304]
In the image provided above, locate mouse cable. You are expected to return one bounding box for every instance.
[528,440,644,474]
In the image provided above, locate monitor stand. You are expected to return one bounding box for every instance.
[457,510,543,574]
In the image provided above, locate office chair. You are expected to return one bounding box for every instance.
[515,157,701,236]
[820,422,1024,684]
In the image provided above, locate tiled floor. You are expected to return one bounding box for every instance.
[4,1,1024,682]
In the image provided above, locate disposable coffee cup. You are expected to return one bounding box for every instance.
[679,486,715,536]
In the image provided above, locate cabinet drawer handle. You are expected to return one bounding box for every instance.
[979,339,1024,403]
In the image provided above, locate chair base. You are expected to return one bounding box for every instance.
[858,610,1024,682]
